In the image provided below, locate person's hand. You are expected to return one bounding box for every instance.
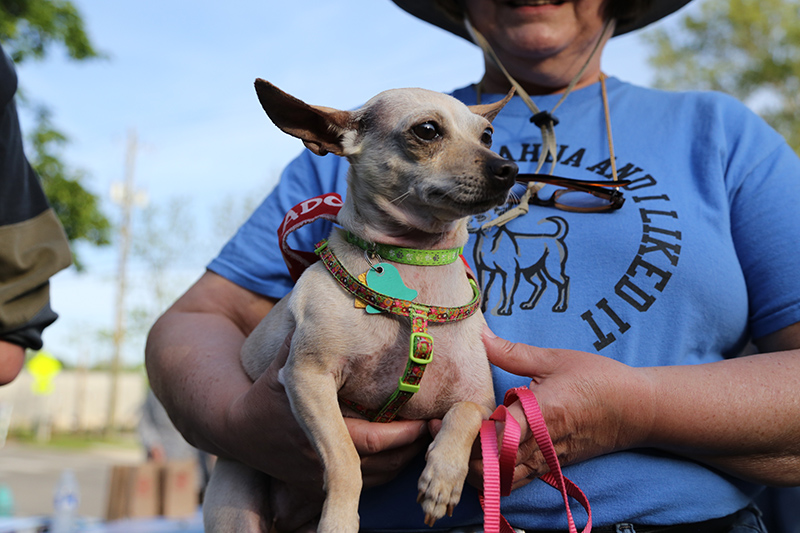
[471,326,654,490]
[346,416,430,487]
[0,340,25,385]
[225,332,430,530]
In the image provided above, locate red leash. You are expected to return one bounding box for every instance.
[277,192,343,281]
[480,387,592,533]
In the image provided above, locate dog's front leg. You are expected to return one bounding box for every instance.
[417,401,492,526]
[282,359,362,533]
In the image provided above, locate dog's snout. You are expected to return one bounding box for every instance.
[489,158,518,188]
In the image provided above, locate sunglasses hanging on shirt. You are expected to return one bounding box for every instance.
[515,174,630,213]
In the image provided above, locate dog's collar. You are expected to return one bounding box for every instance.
[315,239,480,423]
[315,239,480,322]
[345,231,463,267]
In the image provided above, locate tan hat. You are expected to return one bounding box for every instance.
[391,0,693,39]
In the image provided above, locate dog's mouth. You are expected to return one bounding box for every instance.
[422,187,511,218]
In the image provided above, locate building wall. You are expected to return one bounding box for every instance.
[0,370,147,433]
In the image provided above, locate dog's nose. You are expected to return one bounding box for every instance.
[489,158,518,188]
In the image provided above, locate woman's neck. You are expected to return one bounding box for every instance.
[479,56,603,96]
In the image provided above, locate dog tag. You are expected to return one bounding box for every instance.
[364,263,417,314]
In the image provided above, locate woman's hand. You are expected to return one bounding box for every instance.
[0,340,25,385]
[347,417,430,487]
[474,323,800,488]
[472,326,654,489]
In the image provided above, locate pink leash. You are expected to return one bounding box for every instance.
[480,387,592,533]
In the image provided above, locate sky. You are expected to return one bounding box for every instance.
[11,0,690,366]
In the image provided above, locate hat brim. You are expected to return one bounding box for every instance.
[392,0,692,39]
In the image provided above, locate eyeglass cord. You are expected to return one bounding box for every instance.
[467,17,619,228]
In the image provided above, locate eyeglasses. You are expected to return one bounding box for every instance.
[515,173,631,213]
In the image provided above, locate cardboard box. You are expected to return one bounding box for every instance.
[106,462,160,520]
[160,459,198,519]
[106,460,198,521]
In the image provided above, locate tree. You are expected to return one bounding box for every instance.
[1,0,110,268]
[28,108,111,269]
[644,0,800,154]
[131,197,198,317]
[0,0,99,62]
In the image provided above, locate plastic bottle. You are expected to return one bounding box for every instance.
[0,483,14,516]
[50,469,80,533]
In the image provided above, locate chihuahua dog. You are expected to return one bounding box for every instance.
[203,80,518,533]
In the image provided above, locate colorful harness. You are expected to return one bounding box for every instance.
[314,238,481,422]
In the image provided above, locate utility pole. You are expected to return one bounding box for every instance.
[106,129,138,435]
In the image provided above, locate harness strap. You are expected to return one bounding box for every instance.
[480,387,592,533]
[315,239,480,422]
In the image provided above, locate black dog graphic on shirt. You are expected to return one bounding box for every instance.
[468,212,570,315]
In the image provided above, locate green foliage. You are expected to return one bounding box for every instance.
[644,0,800,154]
[28,108,111,269]
[0,0,100,63]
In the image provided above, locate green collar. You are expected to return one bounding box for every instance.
[345,231,463,266]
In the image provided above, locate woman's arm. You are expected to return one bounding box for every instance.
[145,272,312,476]
[643,322,800,485]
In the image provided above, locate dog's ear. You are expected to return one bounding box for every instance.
[468,88,515,123]
[254,79,354,156]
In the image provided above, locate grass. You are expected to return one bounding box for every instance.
[6,428,140,451]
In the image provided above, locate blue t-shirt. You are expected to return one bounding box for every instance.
[208,77,800,529]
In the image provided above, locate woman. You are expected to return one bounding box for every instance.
[146,0,800,530]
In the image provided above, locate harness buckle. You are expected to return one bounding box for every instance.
[409,332,434,365]
[397,379,421,394]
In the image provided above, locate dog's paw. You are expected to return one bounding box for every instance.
[416,448,468,526]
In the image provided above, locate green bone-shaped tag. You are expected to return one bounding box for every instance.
[364,263,417,314]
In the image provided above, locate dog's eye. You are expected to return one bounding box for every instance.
[412,122,440,141]
[481,128,493,147]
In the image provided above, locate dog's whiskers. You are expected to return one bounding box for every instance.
[390,191,412,205]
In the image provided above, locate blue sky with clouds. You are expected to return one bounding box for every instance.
[11,0,686,365]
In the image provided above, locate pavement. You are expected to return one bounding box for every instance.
[0,440,142,519]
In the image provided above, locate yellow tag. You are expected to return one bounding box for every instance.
[354,272,368,308]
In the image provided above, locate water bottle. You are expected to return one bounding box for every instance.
[51,469,80,533]
[0,483,14,516]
